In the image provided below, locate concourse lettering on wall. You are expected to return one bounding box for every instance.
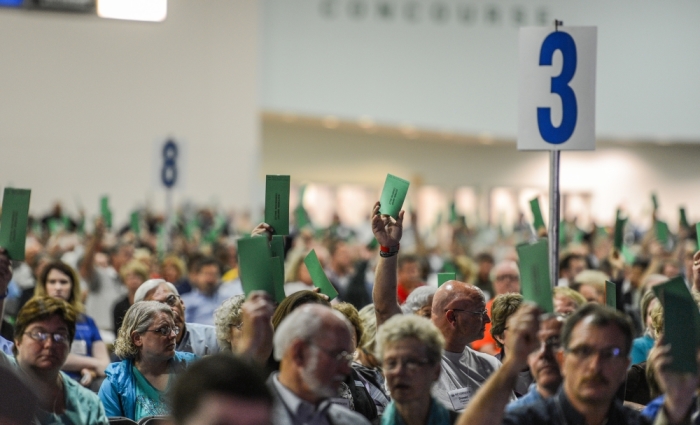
[319,0,550,27]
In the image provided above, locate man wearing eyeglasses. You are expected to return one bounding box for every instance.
[371,202,503,412]
[458,303,692,425]
[269,304,371,425]
[135,279,220,357]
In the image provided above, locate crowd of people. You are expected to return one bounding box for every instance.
[1,197,699,425]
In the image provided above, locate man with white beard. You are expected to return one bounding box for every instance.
[268,304,371,425]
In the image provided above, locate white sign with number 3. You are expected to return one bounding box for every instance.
[518,26,597,151]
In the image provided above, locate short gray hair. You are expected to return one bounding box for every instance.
[134,279,179,303]
[273,305,349,361]
[401,286,436,314]
[114,301,174,359]
[377,314,444,365]
[213,295,246,351]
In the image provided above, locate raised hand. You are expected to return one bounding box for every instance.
[370,202,404,248]
[236,291,275,364]
[251,222,274,242]
[650,341,700,423]
[503,303,541,371]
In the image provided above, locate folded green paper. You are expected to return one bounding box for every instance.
[516,239,553,313]
[655,220,669,245]
[304,249,338,299]
[652,193,659,210]
[265,175,290,235]
[270,256,286,303]
[680,207,689,230]
[438,273,456,287]
[652,277,700,374]
[0,188,31,260]
[100,196,112,230]
[130,211,140,235]
[529,198,546,231]
[605,280,616,309]
[613,212,627,251]
[696,222,700,250]
[238,237,275,298]
[379,174,410,219]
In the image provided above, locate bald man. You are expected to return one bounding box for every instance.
[371,202,503,412]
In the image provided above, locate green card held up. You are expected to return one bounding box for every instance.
[516,239,553,313]
[379,174,410,219]
[680,207,689,229]
[613,213,627,251]
[100,196,112,229]
[651,193,659,210]
[605,280,616,309]
[304,249,338,300]
[529,198,546,231]
[652,277,700,374]
[130,211,140,235]
[270,256,286,303]
[696,222,700,250]
[655,220,669,245]
[438,273,456,287]
[237,237,275,298]
[265,175,290,235]
[0,188,31,260]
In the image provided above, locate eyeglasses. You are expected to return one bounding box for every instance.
[312,344,353,366]
[543,335,562,351]
[162,294,180,307]
[566,345,625,362]
[24,330,70,345]
[145,325,180,337]
[449,308,488,317]
[383,357,431,373]
[495,274,520,282]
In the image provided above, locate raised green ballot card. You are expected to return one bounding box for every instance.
[271,235,285,259]
[0,188,31,260]
[613,214,627,251]
[265,175,290,235]
[651,193,659,210]
[379,174,410,219]
[304,249,338,300]
[270,256,286,303]
[605,280,616,309]
[237,237,275,298]
[516,239,553,313]
[100,196,112,229]
[653,277,700,374]
[680,208,689,230]
[696,222,700,250]
[529,198,546,231]
[438,273,456,287]
[130,211,140,235]
[655,220,669,245]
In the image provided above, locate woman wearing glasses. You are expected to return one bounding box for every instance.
[377,314,459,425]
[33,261,110,388]
[98,301,197,421]
[10,296,108,424]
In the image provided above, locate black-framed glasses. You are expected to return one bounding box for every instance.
[383,357,431,373]
[566,345,625,362]
[24,330,70,345]
[312,344,353,366]
[162,294,180,307]
[449,308,488,317]
[145,325,180,337]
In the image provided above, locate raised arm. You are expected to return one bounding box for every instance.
[371,201,405,328]
[234,291,275,366]
[457,304,540,425]
[79,220,104,283]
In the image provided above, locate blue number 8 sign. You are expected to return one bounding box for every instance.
[518,26,597,151]
[537,32,577,144]
[161,139,178,188]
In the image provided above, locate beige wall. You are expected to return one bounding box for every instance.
[0,0,259,222]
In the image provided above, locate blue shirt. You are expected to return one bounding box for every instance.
[0,335,13,355]
[506,383,546,412]
[66,314,102,381]
[180,283,243,326]
[631,334,654,365]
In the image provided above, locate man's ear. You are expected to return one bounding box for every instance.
[494,334,505,347]
[290,339,308,367]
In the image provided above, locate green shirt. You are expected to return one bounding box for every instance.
[132,365,172,421]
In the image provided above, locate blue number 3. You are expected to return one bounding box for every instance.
[537,32,577,144]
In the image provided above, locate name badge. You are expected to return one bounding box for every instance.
[448,387,471,411]
[70,340,88,356]
[330,398,351,409]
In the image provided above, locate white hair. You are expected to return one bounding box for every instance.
[273,305,350,361]
[134,279,179,303]
[401,286,436,314]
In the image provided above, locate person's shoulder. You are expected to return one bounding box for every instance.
[465,346,502,368]
[614,400,653,424]
[327,403,372,425]
[502,395,555,425]
[173,351,199,366]
[61,371,103,406]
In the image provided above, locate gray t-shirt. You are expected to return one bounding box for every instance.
[432,346,505,412]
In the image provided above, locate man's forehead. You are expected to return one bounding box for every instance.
[569,317,625,346]
[148,283,176,300]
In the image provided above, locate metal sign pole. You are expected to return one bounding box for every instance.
[549,150,560,288]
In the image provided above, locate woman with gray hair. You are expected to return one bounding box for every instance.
[98,301,197,421]
[213,294,245,351]
[377,314,457,425]
[400,285,436,318]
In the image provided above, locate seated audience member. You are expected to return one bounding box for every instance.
[631,290,659,365]
[489,293,532,397]
[11,297,107,424]
[377,314,457,425]
[558,253,586,287]
[271,290,331,330]
[334,302,386,421]
[472,260,520,355]
[397,255,425,304]
[213,294,245,352]
[112,259,149,333]
[552,286,586,316]
[170,354,273,425]
[181,257,243,326]
[34,261,110,388]
[269,304,371,425]
[473,253,495,299]
[356,304,391,415]
[401,285,436,319]
[0,363,39,424]
[457,303,693,425]
[571,270,608,304]
[99,301,197,421]
[371,201,500,411]
[135,279,220,356]
[160,255,186,291]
